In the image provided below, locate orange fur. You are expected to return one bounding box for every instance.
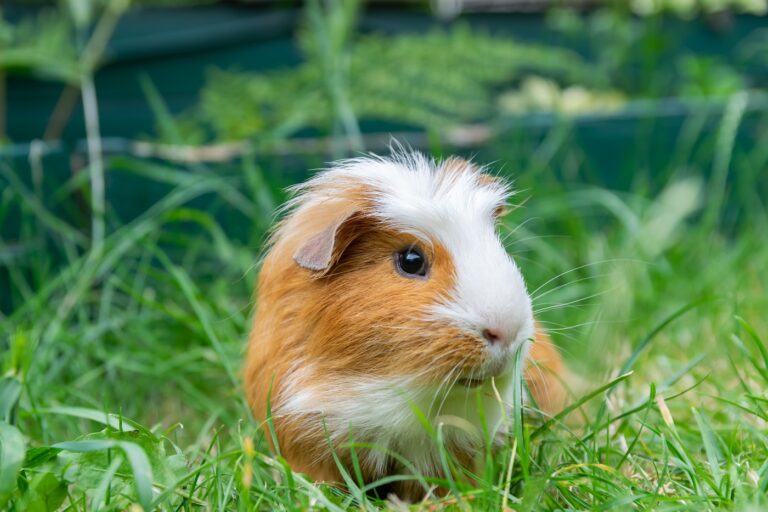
[245,206,479,494]
[526,327,567,413]
[244,160,566,500]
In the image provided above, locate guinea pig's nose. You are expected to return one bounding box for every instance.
[482,328,504,345]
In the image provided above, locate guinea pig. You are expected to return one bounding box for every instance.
[244,150,565,500]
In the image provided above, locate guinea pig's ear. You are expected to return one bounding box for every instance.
[293,209,362,275]
[478,174,511,218]
[442,156,477,175]
[443,157,509,218]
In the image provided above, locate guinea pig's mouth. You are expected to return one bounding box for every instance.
[456,352,513,388]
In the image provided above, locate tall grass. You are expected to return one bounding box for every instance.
[1,0,767,508]
[1,94,767,508]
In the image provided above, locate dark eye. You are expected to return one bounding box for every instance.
[395,247,428,278]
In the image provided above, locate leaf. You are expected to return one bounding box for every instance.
[692,408,724,490]
[90,455,124,511]
[54,427,187,511]
[0,377,21,423]
[139,74,184,145]
[23,447,62,469]
[54,438,154,511]
[7,328,36,379]
[115,442,154,510]
[16,472,68,512]
[0,422,25,505]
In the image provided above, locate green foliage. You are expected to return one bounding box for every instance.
[549,8,677,96]
[548,7,757,99]
[2,96,768,508]
[631,0,767,16]
[0,422,25,506]
[197,26,590,141]
[16,471,68,512]
[1,0,768,510]
[200,67,318,141]
[57,427,186,510]
[677,55,746,97]
[0,10,79,83]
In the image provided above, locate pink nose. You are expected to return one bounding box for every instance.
[482,328,504,345]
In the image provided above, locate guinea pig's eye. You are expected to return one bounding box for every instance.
[395,247,428,278]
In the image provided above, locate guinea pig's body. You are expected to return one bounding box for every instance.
[245,152,565,499]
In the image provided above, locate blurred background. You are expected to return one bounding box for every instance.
[2,1,768,508]
[3,0,768,406]
[3,0,768,398]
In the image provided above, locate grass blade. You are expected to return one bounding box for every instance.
[0,422,25,506]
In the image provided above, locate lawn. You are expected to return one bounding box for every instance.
[2,102,767,509]
[2,1,768,510]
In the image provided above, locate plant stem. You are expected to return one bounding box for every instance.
[81,75,105,250]
[44,84,82,142]
[76,0,128,250]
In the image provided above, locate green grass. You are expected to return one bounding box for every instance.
[1,111,767,510]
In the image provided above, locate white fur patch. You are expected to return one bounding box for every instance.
[276,363,523,477]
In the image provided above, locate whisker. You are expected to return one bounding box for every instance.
[534,289,612,314]
[529,258,648,300]
[531,273,611,303]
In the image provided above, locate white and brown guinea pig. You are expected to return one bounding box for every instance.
[244,150,566,499]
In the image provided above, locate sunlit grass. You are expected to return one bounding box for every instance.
[1,114,767,509]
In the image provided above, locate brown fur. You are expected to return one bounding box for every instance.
[244,162,566,499]
[526,327,567,413]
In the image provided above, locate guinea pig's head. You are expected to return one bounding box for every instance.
[269,151,534,391]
